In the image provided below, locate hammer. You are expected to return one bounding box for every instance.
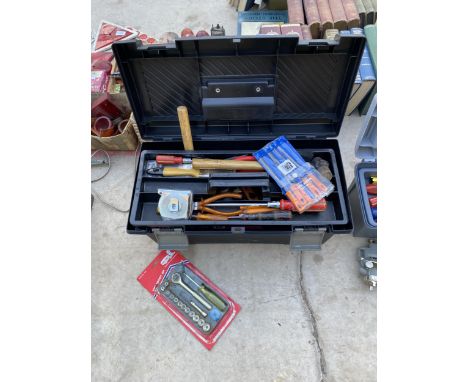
[177,106,194,150]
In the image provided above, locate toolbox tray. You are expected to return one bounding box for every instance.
[113,35,366,249]
[131,145,348,227]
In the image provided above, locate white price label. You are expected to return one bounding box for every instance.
[278,159,297,175]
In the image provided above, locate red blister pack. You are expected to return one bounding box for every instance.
[138,250,241,350]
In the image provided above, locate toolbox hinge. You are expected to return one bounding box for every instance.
[290,227,327,251]
[152,228,189,250]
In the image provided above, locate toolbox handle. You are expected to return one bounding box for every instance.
[202,79,275,121]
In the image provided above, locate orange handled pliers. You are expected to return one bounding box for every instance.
[194,192,275,220]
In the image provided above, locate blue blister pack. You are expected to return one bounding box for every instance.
[254,136,334,213]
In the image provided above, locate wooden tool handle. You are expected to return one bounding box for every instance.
[192,158,263,171]
[162,167,200,177]
[177,106,194,150]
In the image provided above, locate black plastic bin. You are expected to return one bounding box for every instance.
[348,95,377,238]
[112,34,366,250]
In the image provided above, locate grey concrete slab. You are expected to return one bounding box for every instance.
[301,235,376,382]
[92,0,239,40]
[91,1,375,379]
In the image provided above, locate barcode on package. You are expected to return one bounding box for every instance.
[278,159,297,175]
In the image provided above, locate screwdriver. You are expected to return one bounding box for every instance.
[184,273,227,311]
[228,211,292,220]
[194,198,327,212]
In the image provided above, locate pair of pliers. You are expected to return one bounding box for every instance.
[195,192,275,219]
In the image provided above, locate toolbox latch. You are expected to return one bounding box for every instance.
[231,226,245,234]
[290,227,326,251]
[152,228,189,250]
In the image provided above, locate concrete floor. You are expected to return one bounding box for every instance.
[92,0,241,41]
[91,2,376,381]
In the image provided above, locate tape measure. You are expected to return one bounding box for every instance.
[157,190,192,220]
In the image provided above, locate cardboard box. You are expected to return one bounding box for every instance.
[91,112,139,151]
[130,115,146,144]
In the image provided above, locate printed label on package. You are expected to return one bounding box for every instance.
[278,159,297,175]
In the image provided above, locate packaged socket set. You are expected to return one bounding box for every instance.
[138,250,241,350]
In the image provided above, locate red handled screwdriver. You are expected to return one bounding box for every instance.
[195,198,327,212]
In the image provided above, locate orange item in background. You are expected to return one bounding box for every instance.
[92,116,115,137]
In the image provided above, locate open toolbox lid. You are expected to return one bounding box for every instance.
[113,34,366,142]
[355,94,377,162]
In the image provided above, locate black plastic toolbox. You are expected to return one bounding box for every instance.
[348,95,377,238]
[113,34,366,250]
